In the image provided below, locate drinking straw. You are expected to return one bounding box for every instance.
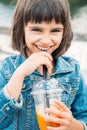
[42,50,49,107]
[43,64,50,107]
[43,65,47,80]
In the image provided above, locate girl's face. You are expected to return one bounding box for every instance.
[24,20,64,56]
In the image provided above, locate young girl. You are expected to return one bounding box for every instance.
[0,0,87,129]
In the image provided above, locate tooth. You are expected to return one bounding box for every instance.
[37,45,50,51]
[42,48,45,51]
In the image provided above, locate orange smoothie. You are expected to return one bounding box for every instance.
[36,113,60,130]
[36,104,62,130]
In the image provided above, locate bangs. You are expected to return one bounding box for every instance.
[24,0,65,24]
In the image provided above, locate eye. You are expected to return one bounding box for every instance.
[32,28,41,32]
[51,29,61,33]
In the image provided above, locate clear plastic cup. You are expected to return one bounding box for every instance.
[31,78,63,130]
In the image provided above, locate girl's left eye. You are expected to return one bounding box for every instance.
[51,29,61,33]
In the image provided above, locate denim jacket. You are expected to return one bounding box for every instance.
[0,55,87,130]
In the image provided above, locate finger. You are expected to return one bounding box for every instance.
[40,51,53,61]
[41,57,53,74]
[47,126,59,130]
[44,114,68,125]
[45,106,72,119]
[45,107,63,118]
[53,99,70,112]
[47,125,65,130]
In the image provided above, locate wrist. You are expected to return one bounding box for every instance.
[74,119,84,130]
[6,67,25,100]
[4,86,13,99]
[15,66,27,79]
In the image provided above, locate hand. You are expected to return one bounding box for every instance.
[45,99,84,130]
[18,51,53,77]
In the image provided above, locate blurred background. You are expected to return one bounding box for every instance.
[0,0,87,81]
[0,0,87,40]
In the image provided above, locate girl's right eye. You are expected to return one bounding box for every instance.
[32,28,41,32]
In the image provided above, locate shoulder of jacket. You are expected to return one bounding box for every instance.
[61,56,80,70]
[0,55,24,70]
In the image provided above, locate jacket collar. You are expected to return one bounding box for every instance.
[53,56,74,75]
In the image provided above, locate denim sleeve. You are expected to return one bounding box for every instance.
[0,59,23,129]
[71,74,87,129]
[0,87,23,129]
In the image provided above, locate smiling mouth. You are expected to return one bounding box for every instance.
[35,45,53,51]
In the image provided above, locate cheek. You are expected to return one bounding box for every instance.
[57,36,63,43]
[53,32,63,44]
[57,33,63,42]
[53,36,62,47]
[25,33,40,45]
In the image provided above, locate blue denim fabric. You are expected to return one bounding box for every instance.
[0,55,87,130]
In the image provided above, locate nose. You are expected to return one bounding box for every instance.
[40,34,51,44]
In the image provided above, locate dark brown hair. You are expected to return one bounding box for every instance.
[11,0,73,58]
